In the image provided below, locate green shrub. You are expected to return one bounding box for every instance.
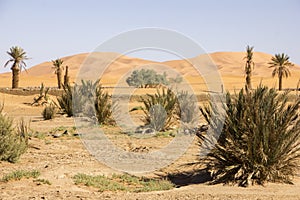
[177,91,199,126]
[94,85,116,125]
[199,85,300,186]
[0,113,28,163]
[57,84,74,117]
[140,88,177,131]
[42,104,57,120]
[57,80,117,125]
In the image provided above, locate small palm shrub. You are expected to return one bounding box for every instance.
[177,91,199,126]
[94,85,116,125]
[199,85,300,186]
[57,84,74,117]
[42,104,57,120]
[140,88,177,131]
[0,106,28,163]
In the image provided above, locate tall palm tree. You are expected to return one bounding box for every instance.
[4,46,29,88]
[244,45,255,91]
[52,58,64,89]
[269,53,294,91]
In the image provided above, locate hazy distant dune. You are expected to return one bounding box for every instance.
[0,51,299,91]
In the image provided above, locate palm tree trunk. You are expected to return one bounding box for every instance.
[246,75,252,91]
[278,75,282,91]
[57,70,62,89]
[11,64,20,89]
[64,66,69,86]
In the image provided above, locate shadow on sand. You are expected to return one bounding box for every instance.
[164,169,212,187]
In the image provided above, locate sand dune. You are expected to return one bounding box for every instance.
[0,51,299,91]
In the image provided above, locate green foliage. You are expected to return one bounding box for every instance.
[4,46,29,71]
[0,108,28,163]
[58,80,116,125]
[126,69,169,88]
[94,85,116,125]
[4,46,29,88]
[42,103,57,120]
[244,45,254,91]
[177,91,199,126]
[73,173,174,192]
[57,84,74,117]
[140,88,177,131]
[1,170,40,182]
[200,85,300,186]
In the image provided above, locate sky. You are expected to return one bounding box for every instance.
[0,0,299,73]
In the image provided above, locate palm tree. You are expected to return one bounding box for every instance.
[4,46,29,88]
[269,53,294,91]
[52,58,64,89]
[244,45,255,91]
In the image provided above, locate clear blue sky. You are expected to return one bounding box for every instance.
[0,0,299,73]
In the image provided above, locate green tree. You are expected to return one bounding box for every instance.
[269,53,294,91]
[4,46,29,88]
[52,58,64,89]
[126,69,169,88]
[244,45,254,91]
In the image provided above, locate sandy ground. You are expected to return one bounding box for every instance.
[0,92,299,200]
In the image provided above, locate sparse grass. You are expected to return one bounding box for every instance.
[30,131,47,140]
[1,170,40,182]
[155,131,176,138]
[34,178,52,185]
[73,173,174,192]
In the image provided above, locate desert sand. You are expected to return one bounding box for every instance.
[0,52,299,199]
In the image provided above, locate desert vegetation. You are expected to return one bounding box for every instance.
[57,80,116,125]
[4,46,29,88]
[244,45,255,91]
[126,69,169,88]
[198,85,300,186]
[52,58,64,89]
[269,53,294,91]
[0,104,29,163]
[73,173,174,192]
[0,45,299,199]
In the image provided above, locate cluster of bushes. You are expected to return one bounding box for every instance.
[126,69,182,88]
[139,88,199,132]
[57,80,116,125]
